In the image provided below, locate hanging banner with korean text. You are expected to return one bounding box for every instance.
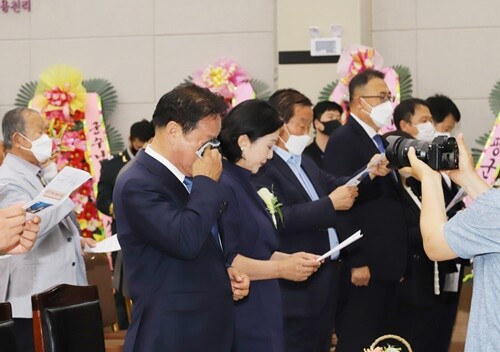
[475,112,500,185]
[83,93,113,238]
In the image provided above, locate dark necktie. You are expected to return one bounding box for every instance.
[373,134,386,153]
[183,177,222,249]
[372,135,399,183]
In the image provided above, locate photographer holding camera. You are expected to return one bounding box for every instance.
[387,98,465,352]
[405,134,499,352]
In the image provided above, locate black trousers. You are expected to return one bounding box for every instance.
[284,260,340,352]
[335,267,400,352]
[13,318,34,352]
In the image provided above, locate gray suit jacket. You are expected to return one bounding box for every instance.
[0,154,87,318]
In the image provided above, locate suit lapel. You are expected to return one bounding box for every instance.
[135,150,190,204]
[269,155,312,201]
[348,117,381,158]
[348,117,402,189]
[300,157,327,197]
[4,155,43,196]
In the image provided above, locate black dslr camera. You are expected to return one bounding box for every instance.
[385,135,459,170]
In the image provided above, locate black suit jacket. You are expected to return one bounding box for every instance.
[303,141,324,168]
[252,153,346,318]
[398,179,436,306]
[402,177,465,300]
[323,116,408,281]
[96,149,131,233]
[113,150,234,352]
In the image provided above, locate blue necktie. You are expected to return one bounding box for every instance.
[373,134,385,153]
[183,177,193,193]
[288,155,340,260]
[372,135,399,182]
[183,177,222,249]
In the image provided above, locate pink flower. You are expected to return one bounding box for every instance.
[192,58,249,101]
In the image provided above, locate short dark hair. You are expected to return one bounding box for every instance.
[219,100,283,163]
[2,107,29,149]
[348,69,385,103]
[426,94,461,123]
[152,83,227,133]
[313,101,343,121]
[268,89,312,123]
[130,119,155,142]
[393,98,429,131]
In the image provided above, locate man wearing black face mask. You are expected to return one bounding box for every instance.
[304,101,343,168]
[96,118,154,329]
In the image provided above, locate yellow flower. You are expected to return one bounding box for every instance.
[33,65,86,115]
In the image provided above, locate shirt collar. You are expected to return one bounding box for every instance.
[145,145,186,184]
[273,146,301,167]
[6,153,40,175]
[351,113,378,139]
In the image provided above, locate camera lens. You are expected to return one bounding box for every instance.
[386,136,429,168]
[386,135,459,170]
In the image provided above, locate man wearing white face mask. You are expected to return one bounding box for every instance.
[393,98,435,142]
[392,98,466,352]
[0,108,87,352]
[323,70,409,352]
[253,89,390,352]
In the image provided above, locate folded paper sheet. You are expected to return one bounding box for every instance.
[23,166,91,219]
[84,234,121,253]
[317,230,363,261]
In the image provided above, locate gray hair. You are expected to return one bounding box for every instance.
[2,107,29,149]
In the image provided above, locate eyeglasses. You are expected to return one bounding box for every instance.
[360,95,396,103]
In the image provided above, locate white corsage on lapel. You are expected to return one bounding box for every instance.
[257,187,283,229]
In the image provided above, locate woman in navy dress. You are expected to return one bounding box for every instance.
[218,100,321,352]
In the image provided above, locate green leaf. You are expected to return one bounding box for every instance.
[83,79,118,122]
[488,79,500,116]
[104,123,125,154]
[83,79,122,152]
[392,65,413,100]
[317,81,338,102]
[250,78,272,100]
[15,81,38,107]
[472,132,492,164]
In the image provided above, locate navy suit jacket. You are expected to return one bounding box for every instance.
[219,161,284,352]
[252,153,347,318]
[323,116,408,281]
[113,150,234,352]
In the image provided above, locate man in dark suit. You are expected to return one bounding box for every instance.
[323,69,409,352]
[96,119,154,329]
[113,83,249,352]
[253,89,387,352]
[390,98,465,352]
[304,101,343,168]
